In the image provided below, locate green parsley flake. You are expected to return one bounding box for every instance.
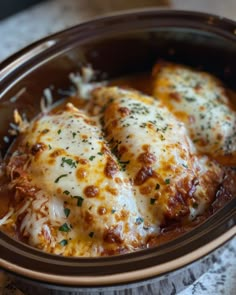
[165,178,170,184]
[59,239,68,246]
[135,217,144,225]
[73,196,84,207]
[57,129,61,135]
[118,160,130,171]
[111,209,116,214]
[59,223,70,232]
[64,208,70,217]
[63,190,70,195]
[89,156,96,161]
[54,174,68,183]
[61,157,77,168]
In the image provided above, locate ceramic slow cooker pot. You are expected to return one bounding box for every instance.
[0,9,235,294]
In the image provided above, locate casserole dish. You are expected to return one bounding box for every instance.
[0,9,235,293]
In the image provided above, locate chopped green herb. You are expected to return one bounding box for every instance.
[89,155,96,161]
[140,123,146,128]
[135,217,144,225]
[48,144,52,150]
[111,209,116,214]
[72,132,76,138]
[64,208,70,217]
[165,178,170,184]
[55,174,68,183]
[182,163,188,168]
[59,239,68,246]
[63,190,70,195]
[89,231,94,238]
[162,126,168,132]
[61,157,77,168]
[150,198,156,205]
[111,144,119,155]
[73,196,84,207]
[118,160,130,171]
[97,152,103,156]
[57,129,61,135]
[59,223,70,232]
[160,134,165,141]
[184,97,196,102]
[155,183,160,190]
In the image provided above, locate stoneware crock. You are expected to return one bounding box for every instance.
[0,9,235,294]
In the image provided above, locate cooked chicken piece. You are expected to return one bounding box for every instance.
[152,62,236,165]
[90,86,223,224]
[0,86,228,257]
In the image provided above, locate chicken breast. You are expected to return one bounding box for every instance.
[5,103,153,256]
[89,86,223,224]
[152,62,236,165]
[1,86,226,256]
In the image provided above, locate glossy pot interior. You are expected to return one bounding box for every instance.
[0,9,236,290]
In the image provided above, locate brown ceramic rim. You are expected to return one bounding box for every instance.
[0,9,236,288]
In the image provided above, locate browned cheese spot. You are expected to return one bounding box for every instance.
[84,118,97,126]
[115,209,128,222]
[105,158,119,178]
[56,188,62,194]
[165,192,189,220]
[76,168,87,180]
[139,185,153,195]
[49,149,64,158]
[31,143,46,156]
[41,129,49,134]
[110,119,119,128]
[84,211,94,225]
[103,226,123,244]
[134,166,155,186]
[105,185,118,196]
[170,92,181,102]
[84,185,99,198]
[98,206,107,215]
[118,107,131,117]
[119,145,128,155]
[138,152,156,165]
[142,144,150,152]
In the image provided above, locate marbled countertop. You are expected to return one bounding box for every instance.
[0,1,235,294]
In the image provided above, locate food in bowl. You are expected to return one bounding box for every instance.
[0,62,235,257]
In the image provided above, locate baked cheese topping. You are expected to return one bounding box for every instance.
[1,65,235,256]
[1,85,225,256]
[90,87,223,223]
[152,62,236,165]
[5,104,152,256]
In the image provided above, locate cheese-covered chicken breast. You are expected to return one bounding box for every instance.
[0,85,230,257]
[89,87,223,224]
[152,62,236,165]
[4,103,153,256]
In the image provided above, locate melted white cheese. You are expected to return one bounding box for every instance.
[152,62,236,165]
[7,103,153,256]
[1,86,224,256]
[90,87,222,223]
